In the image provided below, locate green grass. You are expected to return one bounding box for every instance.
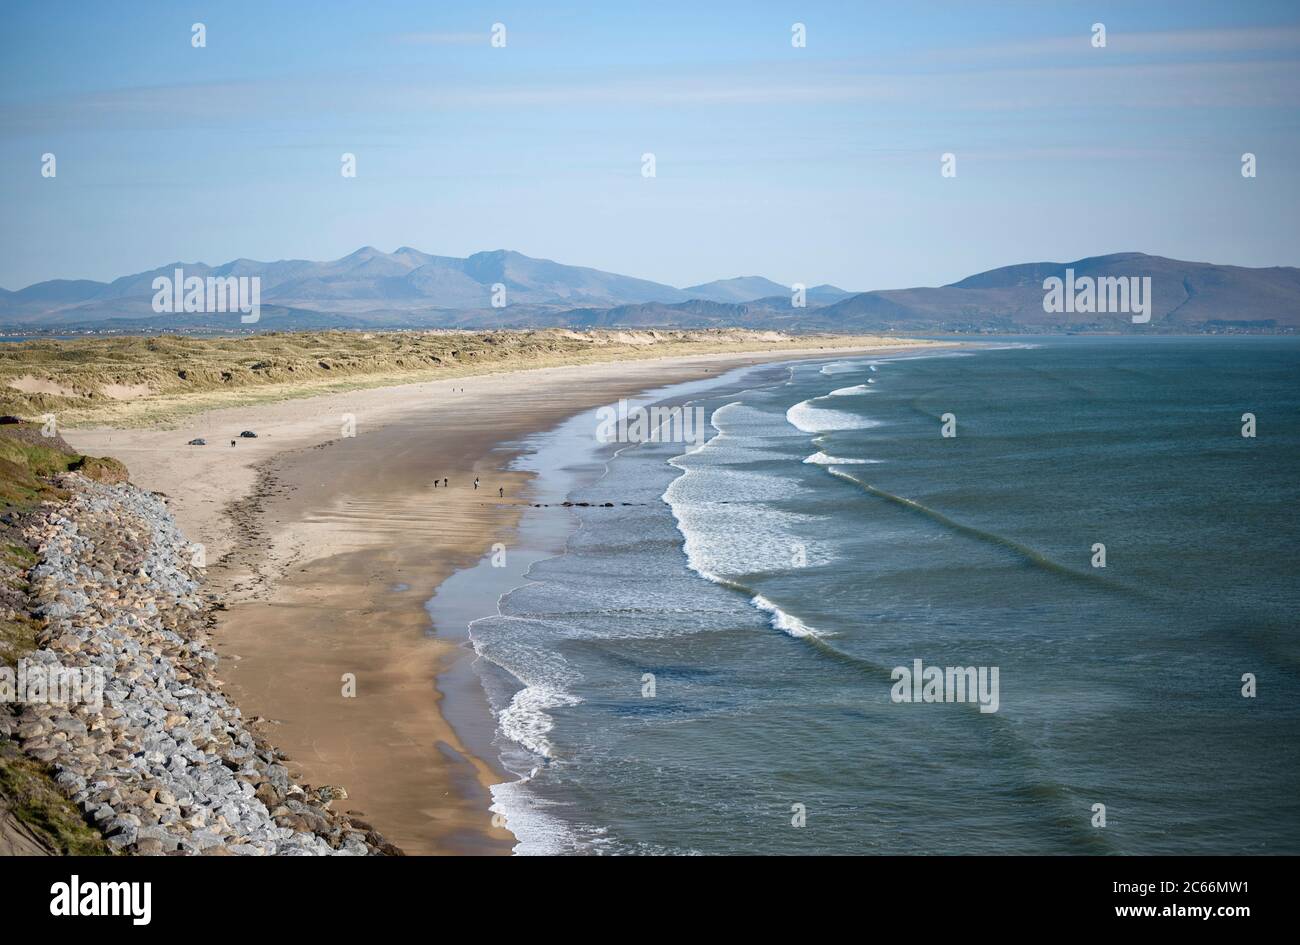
[0,434,87,476]
[0,610,37,668]
[0,740,110,856]
[0,425,127,509]
[0,435,81,509]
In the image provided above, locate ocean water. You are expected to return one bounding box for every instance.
[464,337,1300,855]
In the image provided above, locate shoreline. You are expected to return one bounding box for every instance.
[61,340,948,854]
[455,357,821,852]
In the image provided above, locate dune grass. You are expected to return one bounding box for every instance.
[0,328,928,428]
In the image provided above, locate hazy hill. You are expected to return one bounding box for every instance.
[2,249,1295,333]
[682,276,790,303]
[544,254,1300,333]
[816,253,1300,332]
[0,248,694,324]
[682,277,852,305]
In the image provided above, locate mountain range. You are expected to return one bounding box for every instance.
[2,248,1296,333]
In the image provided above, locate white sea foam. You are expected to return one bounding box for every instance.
[489,774,595,856]
[818,360,861,375]
[803,451,879,465]
[752,594,824,639]
[708,400,748,426]
[664,401,829,580]
[664,468,825,577]
[786,399,881,433]
[498,683,581,760]
[829,384,873,396]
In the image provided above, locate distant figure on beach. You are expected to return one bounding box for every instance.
[474,477,480,490]
[498,486,504,498]
[230,440,236,447]
[433,479,438,488]
[443,478,448,488]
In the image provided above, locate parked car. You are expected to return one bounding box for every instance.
[239,430,258,438]
[187,438,206,446]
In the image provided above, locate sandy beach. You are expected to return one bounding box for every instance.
[61,341,936,854]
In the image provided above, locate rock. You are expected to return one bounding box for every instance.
[312,785,349,808]
[275,813,312,833]
[53,717,88,737]
[17,721,48,740]
[189,830,222,850]
[254,782,284,808]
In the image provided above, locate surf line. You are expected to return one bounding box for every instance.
[821,468,1155,601]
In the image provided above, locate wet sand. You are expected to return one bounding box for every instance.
[63,342,937,854]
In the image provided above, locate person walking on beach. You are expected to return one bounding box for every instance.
[498,486,504,498]
[443,478,448,488]
[474,477,479,491]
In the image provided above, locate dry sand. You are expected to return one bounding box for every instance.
[62,342,939,854]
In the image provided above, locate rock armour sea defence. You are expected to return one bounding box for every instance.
[3,473,399,855]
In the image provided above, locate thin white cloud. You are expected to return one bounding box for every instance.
[3,45,1296,135]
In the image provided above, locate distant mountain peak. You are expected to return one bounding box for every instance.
[4,248,1293,334]
[683,275,790,303]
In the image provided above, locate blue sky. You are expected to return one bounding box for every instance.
[2,0,1298,291]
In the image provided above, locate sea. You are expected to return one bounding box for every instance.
[433,336,1300,855]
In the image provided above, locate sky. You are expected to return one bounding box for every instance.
[2,0,1298,292]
